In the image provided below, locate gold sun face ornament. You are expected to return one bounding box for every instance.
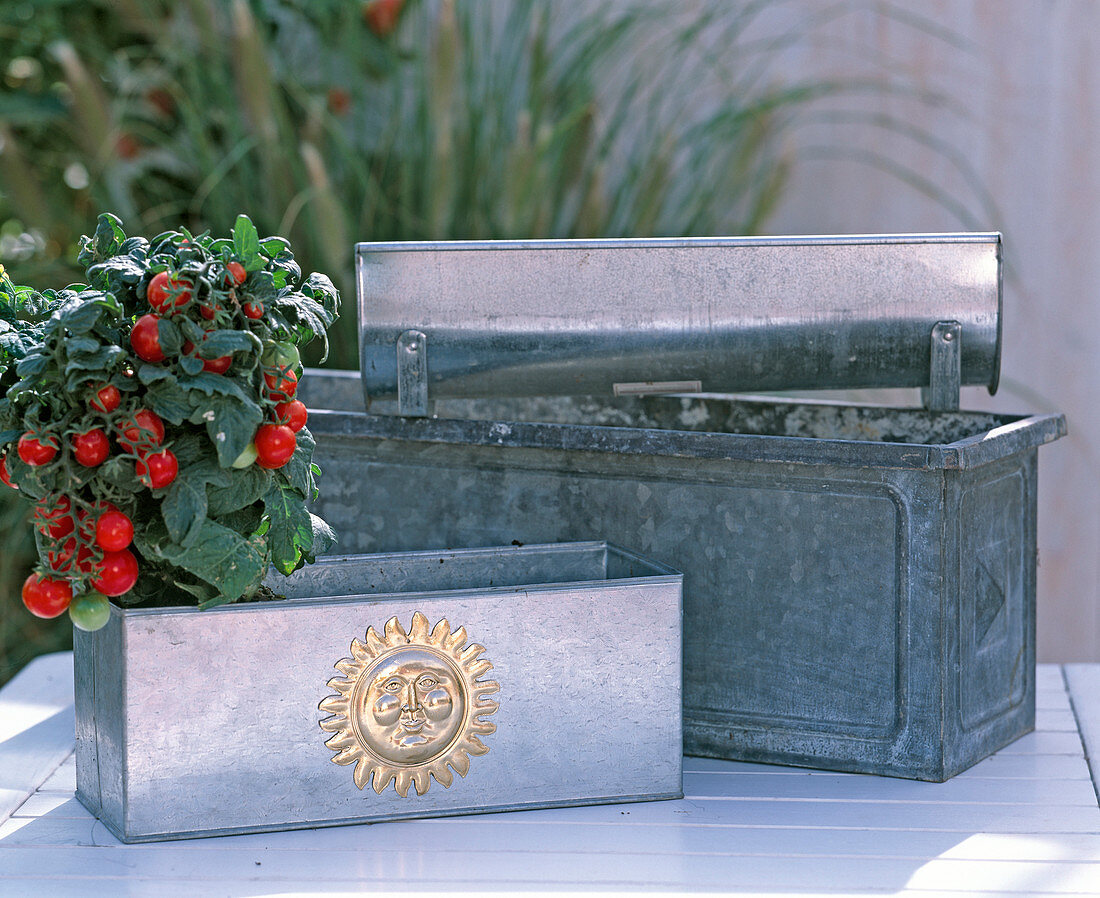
[319,612,500,797]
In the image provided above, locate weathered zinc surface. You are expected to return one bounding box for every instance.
[74,542,683,842]
[307,234,1065,782]
[301,381,1064,782]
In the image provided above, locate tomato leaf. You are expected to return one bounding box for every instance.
[96,455,144,494]
[161,457,232,547]
[143,380,193,425]
[177,317,205,345]
[15,352,50,378]
[207,465,271,516]
[64,345,126,380]
[137,364,175,385]
[179,372,254,402]
[179,355,205,376]
[156,317,183,356]
[87,255,145,293]
[58,299,106,335]
[77,213,126,267]
[308,513,338,560]
[143,516,267,606]
[233,214,264,272]
[195,393,263,466]
[199,329,258,357]
[263,481,314,575]
[279,425,317,498]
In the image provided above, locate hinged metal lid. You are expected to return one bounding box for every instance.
[357,234,1002,415]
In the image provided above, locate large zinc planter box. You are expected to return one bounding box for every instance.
[74,541,683,842]
[299,234,1066,782]
[304,386,1063,783]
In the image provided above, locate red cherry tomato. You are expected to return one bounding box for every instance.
[95,510,134,552]
[275,399,308,433]
[203,355,232,374]
[199,301,222,320]
[131,313,166,362]
[226,261,247,286]
[147,271,193,313]
[91,549,139,597]
[0,455,17,490]
[182,339,233,374]
[72,428,110,467]
[117,409,165,452]
[90,383,121,413]
[254,424,297,469]
[242,301,264,320]
[35,495,75,540]
[22,572,73,619]
[17,432,59,466]
[136,448,178,488]
[263,367,298,401]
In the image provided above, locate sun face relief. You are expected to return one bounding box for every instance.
[320,613,499,797]
[357,647,467,765]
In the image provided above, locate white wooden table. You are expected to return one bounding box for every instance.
[2,653,1098,897]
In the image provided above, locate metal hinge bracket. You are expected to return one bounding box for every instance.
[923,320,961,411]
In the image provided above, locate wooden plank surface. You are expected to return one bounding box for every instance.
[1,656,1098,895]
[0,652,75,824]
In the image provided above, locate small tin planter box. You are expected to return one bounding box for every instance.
[300,234,1066,783]
[74,541,683,843]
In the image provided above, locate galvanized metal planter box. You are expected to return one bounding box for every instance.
[299,234,1067,782]
[74,541,683,842]
[304,381,1063,783]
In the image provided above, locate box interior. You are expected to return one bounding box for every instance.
[275,542,671,601]
[300,371,1019,446]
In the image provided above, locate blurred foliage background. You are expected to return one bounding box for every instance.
[0,0,982,683]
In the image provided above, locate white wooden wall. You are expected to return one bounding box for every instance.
[759,0,1099,661]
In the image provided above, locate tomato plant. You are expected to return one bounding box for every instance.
[91,548,139,596]
[35,495,75,540]
[69,591,112,632]
[263,367,298,401]
[0,212,339,628]
[183,340,232,374]
[136,448,179,488]
[254,424,296,469]
[131,313,166,362]
[117,409,165,452]
[262,340,300,370]
[199,301,222,320]
[90,383,121,413]
[18,432,59,465]
[47,536,95,576]
[275,399,308,432]
[232,442,258,469]
[226,261,247,286]
[22,573,74,618]
[147,271,193,313]
[72,428,110,467]
[0,455,16,489]
[95,509,134,551]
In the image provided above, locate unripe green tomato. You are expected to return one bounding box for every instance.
[69,592,111,632]
[232,442,258,469]
[261,340,300,371]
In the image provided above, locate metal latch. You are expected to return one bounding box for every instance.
[924,320,961,412]
[396,330,429,416]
